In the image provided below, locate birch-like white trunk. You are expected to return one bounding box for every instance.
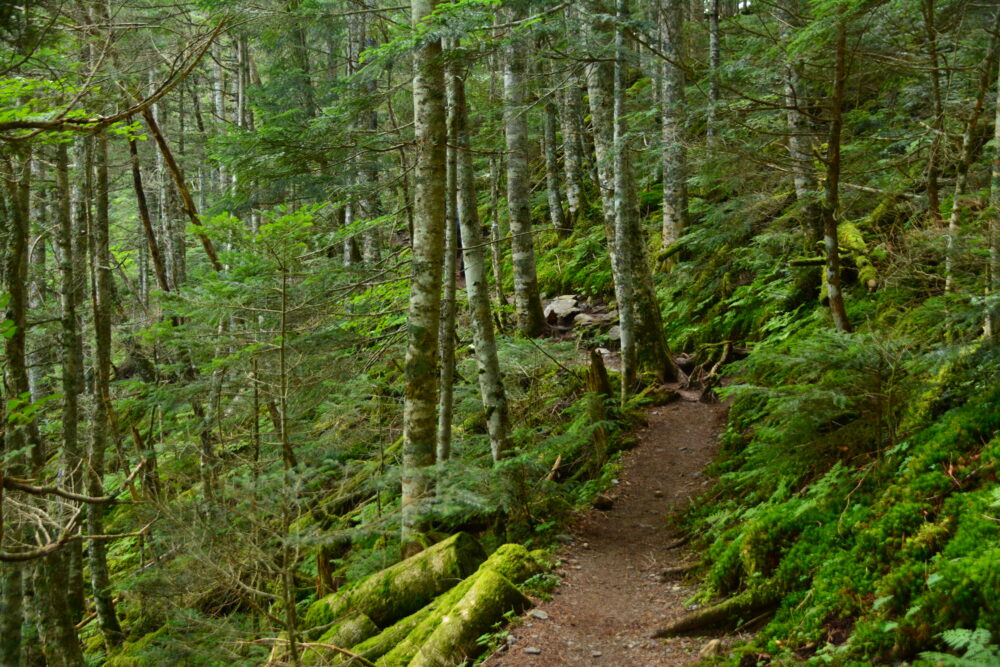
[449,61,512,462]
[504,20,546,337]
[660,0,689,249]
[560,73,587,228]
[402,0,447,550]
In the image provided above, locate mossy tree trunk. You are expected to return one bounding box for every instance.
[660,0,689,250]
[88,133,125,650]
[503,15,546,338]
[403,0,447,552]
[449,58,512,462]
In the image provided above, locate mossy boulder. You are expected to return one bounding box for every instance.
[302,532,484,634]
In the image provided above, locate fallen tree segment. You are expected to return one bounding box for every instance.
[302,532,485,633]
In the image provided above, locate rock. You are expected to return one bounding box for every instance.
[544,295,581,322]
[699,639,725,658]
[591,650,603,657]
[529,609,549,620]
[607,325,621,341]
[555,533,574,544]
[524,647,542,655]
[593,493,616,510]
[654,490,664,498]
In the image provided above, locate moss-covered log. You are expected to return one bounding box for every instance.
[409,568,531,667]
[333,600,442,665]
[378,544,548,666]
[651,586,780,637]
[301,613,379,665]
[302,533,484,634]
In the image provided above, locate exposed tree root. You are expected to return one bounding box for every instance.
[652,587,780,637]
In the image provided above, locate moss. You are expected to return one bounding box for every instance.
[302,532,484,633]
[378,543,548,667]
[343,600,441,665]
[301,613,379,666]
[409,569,531,667]
[105,626,171,667]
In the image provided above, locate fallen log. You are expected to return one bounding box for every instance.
[302,532,484,634]
[301,613,379,666]
[651,587,780,637]
[378,544,548,667]
[409,568,531,667]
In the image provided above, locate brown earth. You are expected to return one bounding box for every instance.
[483,388,742,666]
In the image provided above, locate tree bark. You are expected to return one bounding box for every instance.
[87,133,125,649]
[437,104,458,462]
[989,46,1000,339]
[449,62,512,462]
[706,0,721,145]
[503,18,546,337]
[560,71,587,229]
[822,21,852,333]
[543,97,568,234]
[944,9,1000,295]
[660,0,689,250]
[402,0,447,552]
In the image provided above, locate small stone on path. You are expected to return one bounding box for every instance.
[523,647,541,655]
[528,609,549,620]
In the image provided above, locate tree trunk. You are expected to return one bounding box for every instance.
[503,19,547,337]
[660,0,689,250]
[488,155,508,313]
[437,98,458,463]
[922,0,945,225]
[543,98,568,234]
[612,0,638,398]
[822,21,852,333]
[449,62,512,462]
[87,133,125,649]
[706,0,721,145]
[989,49,1000,339]
[944,9,1000,295]
[402,0,448,552]
[560,72,587,228]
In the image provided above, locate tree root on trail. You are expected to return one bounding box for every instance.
[651,587,780,637]
[659,562,700,579]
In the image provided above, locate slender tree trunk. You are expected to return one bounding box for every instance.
[560,73,587,228]
[706,0,721,145]
[989,55,1000,339]
[944,9,1000,295]
[660,0,689,250]
[130,136,171,292]
[1,147,33,666]
[543,97,568,234]
[437,100,458,463]
[922,0,945,225]
[822,22,852,333]
[87,133,125,649]
[0,565,23,665]
[488,155,508,312]
[612,1,638,398]
[402,0,447,553]
[503,18,546,337]
[449,60,511,462]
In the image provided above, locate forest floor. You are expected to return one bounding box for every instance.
[483,386,742,666]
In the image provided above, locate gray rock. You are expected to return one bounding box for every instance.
[524,647,542,655]
[529,609,550,620]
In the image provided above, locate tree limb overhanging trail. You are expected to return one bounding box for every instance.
[484,393,736,666]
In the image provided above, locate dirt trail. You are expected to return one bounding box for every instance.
[484,388,731,666]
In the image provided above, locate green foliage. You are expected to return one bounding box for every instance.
[920,629,1000,666]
